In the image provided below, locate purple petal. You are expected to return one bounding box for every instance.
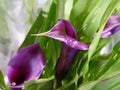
[32,19,89,50]
[55,43,77,80]
[7,43,46,88]
[101,15,120,38]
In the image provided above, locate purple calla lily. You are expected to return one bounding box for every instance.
[32,19,89,81]
[32,19,89,50]
[7,43,46,89]
[101,15,120,38]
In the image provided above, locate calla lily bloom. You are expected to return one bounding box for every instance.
[7,43,46,89]
[32,19,89,80]
[101,15,120,38]
[32,19,88,50]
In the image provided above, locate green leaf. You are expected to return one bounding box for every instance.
[82,0,120,77]
[56,0,66,19]
[79,73,120,90]
[65,0,73,19]
[70,0,88,21]
[83,0,112,38]
[38,1,61,78]
[24,76,54,90]
[78,81,98,90]
[0,70,8,90]
[83,41,120,82]
[93,73,120,90]
[94,41,120,79]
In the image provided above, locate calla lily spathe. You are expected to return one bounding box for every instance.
[101,15,120,38]
[32,19,88,50]
[32,19,89,80]
[7,43,46,89]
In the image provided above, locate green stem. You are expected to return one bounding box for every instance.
[54,79,62,89]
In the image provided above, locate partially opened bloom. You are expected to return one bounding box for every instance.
[101,15,120,38]
[32,19,88,50]
[32,19,89,80]
[7,43,46,89]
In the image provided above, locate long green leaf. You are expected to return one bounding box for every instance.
[94,41,120,79]
[65,0,73,19]
[24,76,54,90]
[0,71,8,90]
[70,0,88,20]
[79,73,120,90]
[83,0,112,38]
[92,73,120,90]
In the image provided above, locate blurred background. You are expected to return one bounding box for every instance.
[0,0,49,75]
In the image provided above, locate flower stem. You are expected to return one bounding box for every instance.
[54,78,62,89]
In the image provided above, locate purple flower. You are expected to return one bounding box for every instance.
[7,43,46,89]
[101,15,120,38]
[32,19,88,80]
[32,19,88,50]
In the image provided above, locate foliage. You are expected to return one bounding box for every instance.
[1,0,120,90]
[22,0,120,90]
[0,71,8,90]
